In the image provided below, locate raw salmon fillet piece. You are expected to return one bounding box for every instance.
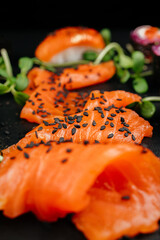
[0,142,160,240]
[21,83,89,124]
[21,88,141,124]
[73,146,160,240]
[24,60,115,94]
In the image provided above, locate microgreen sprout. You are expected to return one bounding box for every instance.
[126,96,160,119]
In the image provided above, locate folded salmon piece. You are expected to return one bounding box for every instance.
[73,145,160,240]
[21,88,141,124]
[0,142,160,240]
[24,60,115,94]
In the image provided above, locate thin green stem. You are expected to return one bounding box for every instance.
[94,42,123,65]
[131,70,153,78]
[0,49,13,77]
[33,58,90,68]
[142,96,160,102]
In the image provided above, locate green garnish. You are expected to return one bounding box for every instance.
[126,96,160,119]
[132,77,149,94]
[100,28,112,45]
[0,49,30,105]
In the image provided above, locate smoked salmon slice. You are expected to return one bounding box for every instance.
[35,27,105,63]
[21,88,141,124]
[21,83,89,124]
[73,145,160,240]
[5,102,152,157]
[24,61,115,94]
[0,142,160,240]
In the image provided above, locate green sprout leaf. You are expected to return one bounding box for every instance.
[132,51,145,73]
[132,77,149,94]
[119,69,130,84]
[140,101,156,119]
[19,57,33,74]
[119,54,133,69]
[15,74,29,91]
[0,68,8,78]
[100,28,111,45]
[0,83,10,94]
[83,51,98,61]
[13,90,29,106]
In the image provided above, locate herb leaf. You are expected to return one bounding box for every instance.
[18,57,33,74]
[13,91,29,106]
[0,84,10,94]
[132,51,145,73]
[140,101,156,119]
[132,77,149,94]
[15,74,29,91]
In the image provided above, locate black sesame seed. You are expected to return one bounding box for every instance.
[61,158,68,163]
[101,113,105,118]
[68,120,75,124]
[100,125,106,130]
[120,117,125,122]
[82,123,88,127]
[74,124,81,128]
[52,129,57,134]
[111,113,116,117]
[76,116,83,123]
[132,134,136,141]
[62,123,67,129]
[35,131,38,139]
[92,120,96,126]
[32,110,36,115]
[58,123,62,129]
[84,140,89,145]
[17,145,22,151]
[66,148,72,153]
[71,128,76,135]
[124,132,129,137]
[43,121,49,126]
[83,111,89,116]
[118,127,125,132]
[24,152,29,159]
[108,133,114,138]
[46,146,52,153]
[121,195,130,200]
[105,121,109,125]
[107,117,114,121]
[95,140,100,143]
[38,126,43,131]
[110,122,114,127]
[59,137,64,143]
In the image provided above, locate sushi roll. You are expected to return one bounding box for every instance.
[130,25,160,60]
[151,44,160,83]
[35,27,105,64]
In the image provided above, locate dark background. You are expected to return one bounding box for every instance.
[1,1,160,31]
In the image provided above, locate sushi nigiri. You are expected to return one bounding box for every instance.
[130,25,160,60]
[35,27,105,63]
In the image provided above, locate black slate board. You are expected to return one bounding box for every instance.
[0,29,160,240]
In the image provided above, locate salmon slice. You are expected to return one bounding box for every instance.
[24,61,115,94]
[24,67,54,95]
[21,83,89,124]
[85,90,141,110]
[4,104,153,158]
[73,146,160,240]
[21,85,141,124]
[35,27,105,63]
[0,142,160,240]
